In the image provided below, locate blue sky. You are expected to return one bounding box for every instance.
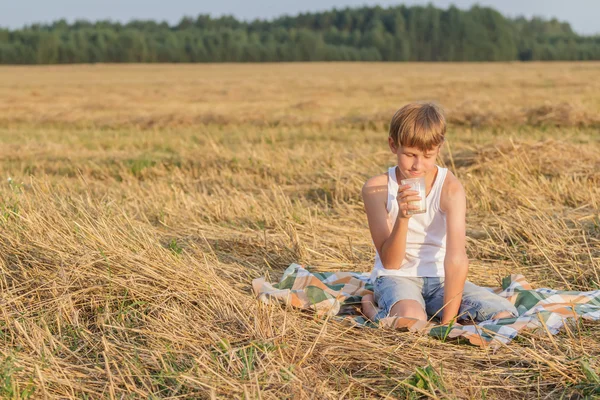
[1,0,598,35]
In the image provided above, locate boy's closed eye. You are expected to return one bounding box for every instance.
[403,152,434,158]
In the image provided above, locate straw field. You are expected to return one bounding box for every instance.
[0,62,599,399]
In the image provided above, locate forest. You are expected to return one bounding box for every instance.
[1,4,599,63]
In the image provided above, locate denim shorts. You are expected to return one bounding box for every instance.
[372,276,518,322]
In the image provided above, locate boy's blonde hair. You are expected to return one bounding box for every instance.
[389,102,446,151]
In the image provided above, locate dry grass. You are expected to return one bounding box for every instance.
[0,63,599,399]
[1,62,600,130]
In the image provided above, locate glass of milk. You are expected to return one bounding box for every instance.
[400,177,426,215]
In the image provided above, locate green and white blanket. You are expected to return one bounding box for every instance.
[252,264,600,349]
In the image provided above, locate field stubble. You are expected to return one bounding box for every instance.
[0,63,599,399]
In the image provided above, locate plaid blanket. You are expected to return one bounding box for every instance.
[252,263,600,349]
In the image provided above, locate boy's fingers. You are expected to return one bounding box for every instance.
[398,194,421,202]
[398,190,419,198]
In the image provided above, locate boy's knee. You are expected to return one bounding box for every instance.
[389,300,427,320]
[361,293,374,303]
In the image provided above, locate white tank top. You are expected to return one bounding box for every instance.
[370,165,448,281]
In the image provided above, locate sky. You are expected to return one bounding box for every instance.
[1,0,598,35]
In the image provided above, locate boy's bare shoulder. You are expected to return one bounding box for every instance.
[361,173,389,201]
[440,170,466,211]
[442,170,464,193]
[362,173,388,189]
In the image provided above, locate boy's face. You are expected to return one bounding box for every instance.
[389,139,440,179]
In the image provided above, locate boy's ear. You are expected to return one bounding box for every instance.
[388,137,398,153]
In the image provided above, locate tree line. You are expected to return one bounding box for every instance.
[1,4,599,64]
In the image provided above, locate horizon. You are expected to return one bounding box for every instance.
[2,0,599,36]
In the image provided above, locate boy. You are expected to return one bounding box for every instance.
[361,102,517,325]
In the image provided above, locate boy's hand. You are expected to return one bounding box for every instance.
[396,184,422,219]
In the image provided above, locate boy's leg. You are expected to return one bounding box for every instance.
[389,299,427,320]
[458,281,518,322]
[360,294,378,320]
[425,279,518,323]
[367,276,427,321]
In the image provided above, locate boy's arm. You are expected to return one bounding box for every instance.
[362,176,411,270]
[440,175,469,324]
